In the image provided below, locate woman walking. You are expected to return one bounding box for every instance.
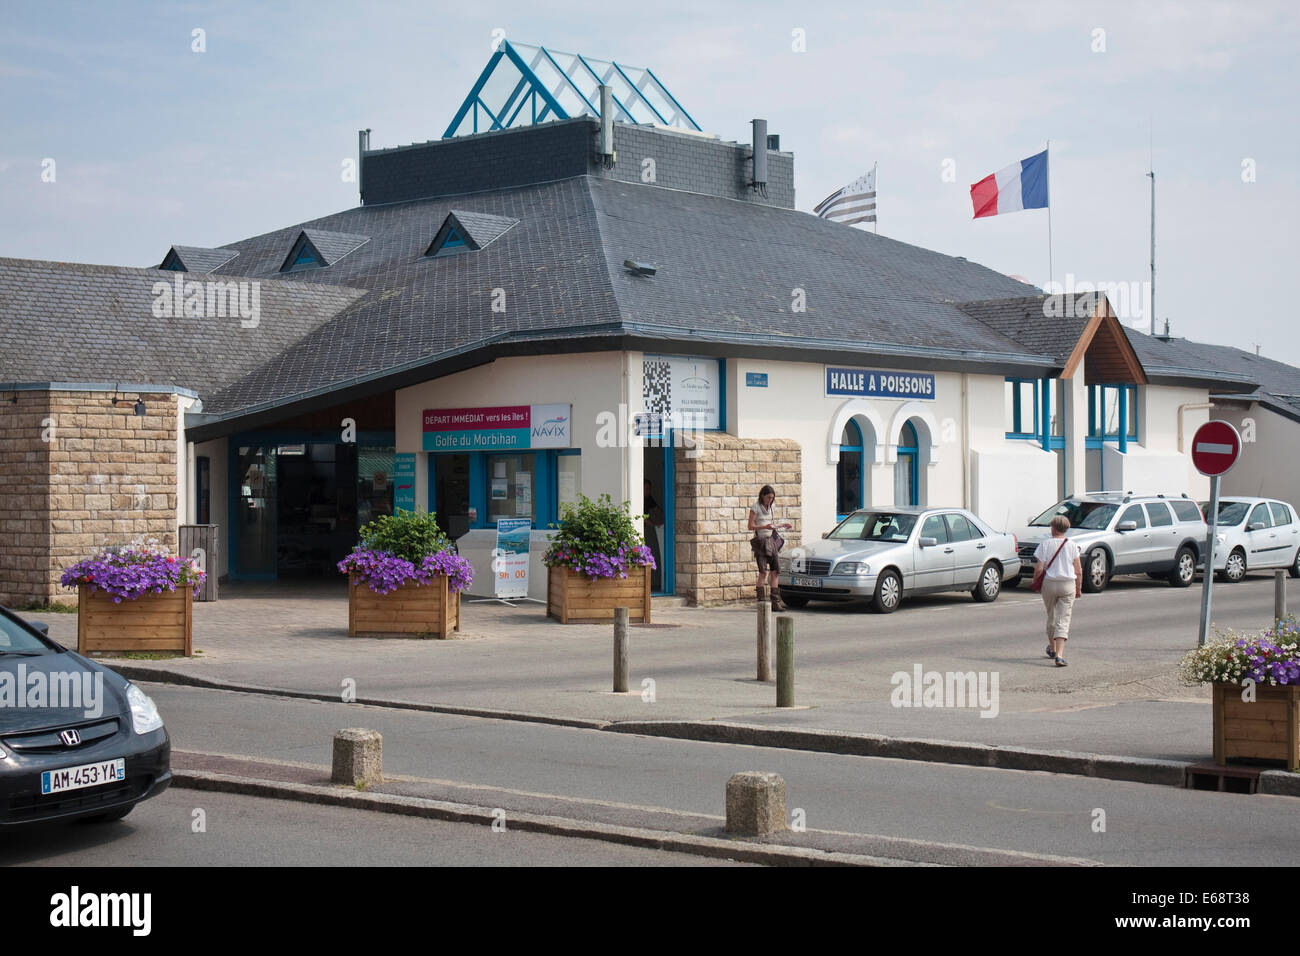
[1033,515,1083,666]
[749,484,792,611]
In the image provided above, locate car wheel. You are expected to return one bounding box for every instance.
[1168,546,1196,587]
[872,570,902,613]
[1083,548,1109,593]
[81,805,134,824]
[1290,548,1300,580]
[1221,548,1247,583]
[781,594,809,609]
[973,561,1001,602]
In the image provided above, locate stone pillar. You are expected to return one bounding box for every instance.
[332,728,383,787]
[725,771,788,836]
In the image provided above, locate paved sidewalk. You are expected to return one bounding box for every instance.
[26,575,1280,771]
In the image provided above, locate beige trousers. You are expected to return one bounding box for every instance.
[1041,578,1076,640]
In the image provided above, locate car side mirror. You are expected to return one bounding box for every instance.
[1249,522,1267,532]
[821,532,829,539]
[919,536,938,548]
[1117,521,1138,532]
[28,620,49,636]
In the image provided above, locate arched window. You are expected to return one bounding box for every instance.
[895,420,919,507]
[836,420,864,518]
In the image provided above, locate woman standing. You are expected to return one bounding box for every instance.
[748,485,792,611]
[1033,515,1083,666]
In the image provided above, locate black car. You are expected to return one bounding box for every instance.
[0,606,170,826]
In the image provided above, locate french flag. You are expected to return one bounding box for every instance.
[970,150,1049,218]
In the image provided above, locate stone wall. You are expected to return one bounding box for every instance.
[0,389,180,607]
[673,433,802,606]
[0,391,53,607]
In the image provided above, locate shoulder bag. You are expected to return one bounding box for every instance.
[1031,539,1069,593]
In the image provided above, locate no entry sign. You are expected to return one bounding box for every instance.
[1191,420,1242,477]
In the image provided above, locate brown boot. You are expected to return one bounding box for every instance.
[770,587,785,612]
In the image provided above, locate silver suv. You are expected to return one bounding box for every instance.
[1013,492,1207,593]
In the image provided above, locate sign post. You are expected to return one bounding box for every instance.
[1191,421,1242,646]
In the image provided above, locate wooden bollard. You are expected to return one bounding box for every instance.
[1276,570,1288,628]
[614,606,629,693]
[776,616,794,707]
[757,586,773,682]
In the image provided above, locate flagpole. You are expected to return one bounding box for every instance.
[1046,140,1054,289]
[873,162,878,235]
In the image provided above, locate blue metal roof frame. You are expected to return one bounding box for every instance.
[443,40,702,138]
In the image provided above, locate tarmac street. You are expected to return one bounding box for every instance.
[96,682,1300,866]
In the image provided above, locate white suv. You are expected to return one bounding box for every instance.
[1201,497,1300,582]
[1015,492,1208,593]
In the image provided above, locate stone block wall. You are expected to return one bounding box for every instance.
[673,433,802,606]
[0,389,180,607]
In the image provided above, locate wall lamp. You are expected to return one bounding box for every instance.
[112,397,147,416]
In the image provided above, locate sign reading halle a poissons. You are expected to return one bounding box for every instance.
[422,404,571,451]
[825,367,936,400]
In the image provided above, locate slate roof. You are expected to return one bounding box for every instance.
[954,293,1102,364]
[193,174,1054,421]
[0,258,366,399]
[163,245,239,273]
[7,173,1297,433]
[294,229,371,268]
[1136,338,1300,419]
[447,210,520,249]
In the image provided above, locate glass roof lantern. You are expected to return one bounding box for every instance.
[444,40,701,138]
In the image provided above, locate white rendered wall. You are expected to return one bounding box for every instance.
[971,444,1059,532]
[1216,402,1300,504]
[191,437,228,578]
[394,352,628,516]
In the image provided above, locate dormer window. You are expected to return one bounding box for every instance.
[423,211,520,259]
[283,234,324,272]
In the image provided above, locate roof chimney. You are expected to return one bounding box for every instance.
[598,85,615,169]
[750,119,768,198]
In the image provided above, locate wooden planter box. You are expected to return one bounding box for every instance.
[77,585,193,656]
[1213,681,1300,770]
[348,576,460,639]
[547,565,651,624]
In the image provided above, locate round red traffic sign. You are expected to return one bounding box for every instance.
[1191,420,1242,477]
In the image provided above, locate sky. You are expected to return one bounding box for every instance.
[2,0,1297,364]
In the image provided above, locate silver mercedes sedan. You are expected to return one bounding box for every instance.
[777,507,1021,613]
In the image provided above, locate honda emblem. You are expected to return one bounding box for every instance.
[59,729,81,747]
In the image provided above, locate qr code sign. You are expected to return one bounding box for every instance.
[644,359,672,417]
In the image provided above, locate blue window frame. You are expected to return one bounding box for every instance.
[1005,378,1039,439]
[897,420,919,507]
[836,419,864,520]
[1087,385,1138,451]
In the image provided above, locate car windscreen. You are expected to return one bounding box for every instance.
[0,612,58,654]
[1204,501,1250,526]
[1031,500,1117,530]
[830,512,918,542]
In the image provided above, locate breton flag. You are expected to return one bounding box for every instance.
[815,167,876,225]
[970,150,1049,218]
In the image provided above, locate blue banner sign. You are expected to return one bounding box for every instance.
[393,453,417,513]
[746,372,768,387]
[825,366,936,400]
[493,518,531,599]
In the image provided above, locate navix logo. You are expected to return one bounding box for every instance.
[151,274,260,328]
[50,886,151,936]
[0,665,103,719]
[890,664,1000,718]
[531,414,569,442]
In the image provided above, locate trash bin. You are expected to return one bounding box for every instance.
[179,524,219,601]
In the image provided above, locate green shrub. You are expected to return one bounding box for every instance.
[357,510,451,562]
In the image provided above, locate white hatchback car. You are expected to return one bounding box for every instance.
[1201,497,1300,582]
